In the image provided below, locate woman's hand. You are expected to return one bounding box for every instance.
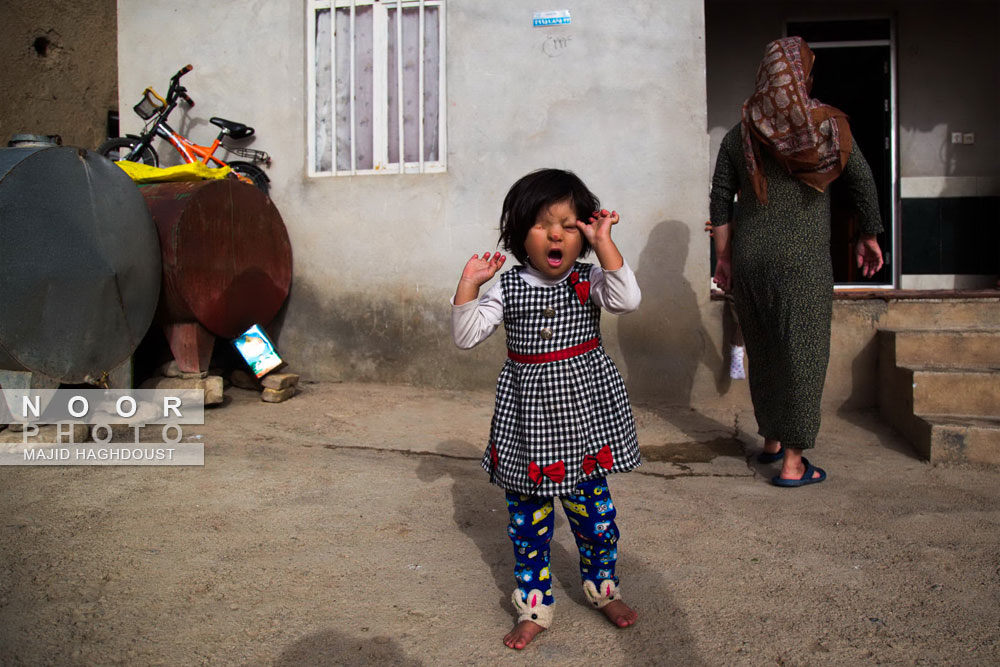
[710,221,733,292]
[714,255,732,292]
[455,251,506,305]
[855,235,883,279]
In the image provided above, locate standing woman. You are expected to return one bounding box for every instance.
[709,36,884,487]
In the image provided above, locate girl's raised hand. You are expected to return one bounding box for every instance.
[578,209,619,245]
[461,251,507,287]
[455,251,506,306]
[578,209,624,271]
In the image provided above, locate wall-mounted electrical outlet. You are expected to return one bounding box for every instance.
[951,132,963,144]
[963,133,975,145]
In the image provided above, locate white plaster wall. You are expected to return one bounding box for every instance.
[896,1,999,180]
[116,0,719,406]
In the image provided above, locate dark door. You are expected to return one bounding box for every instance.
[788,20,894,286]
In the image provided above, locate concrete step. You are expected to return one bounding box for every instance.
[880,328,1000,369]
[906,366,1000,417]
[881,299,1000,330]
[879,326,1000,463]
[908,414,1000,465]
[880,362,1000,421]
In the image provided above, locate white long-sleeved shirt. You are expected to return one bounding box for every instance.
[451,262,641,349]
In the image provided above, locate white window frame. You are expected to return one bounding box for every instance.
[307,0,447,176]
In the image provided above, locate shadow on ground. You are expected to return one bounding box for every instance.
[274,629,421,666]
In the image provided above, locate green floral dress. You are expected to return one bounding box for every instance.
[710,124,882,448]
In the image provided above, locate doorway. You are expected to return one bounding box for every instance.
[787,19,896,287]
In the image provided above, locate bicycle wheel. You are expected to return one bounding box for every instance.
[97,137,158,166]
[228,161,270,195]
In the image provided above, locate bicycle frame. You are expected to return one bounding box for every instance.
[153,121,230,168]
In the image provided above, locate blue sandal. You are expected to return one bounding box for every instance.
[771,457,826,487]
[756,445,784,464]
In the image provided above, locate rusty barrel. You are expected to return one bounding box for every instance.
[0,146,161,384]
[139,179,292,339]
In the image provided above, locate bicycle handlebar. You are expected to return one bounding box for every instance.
[173,64,193,80]
[167,65,196,107]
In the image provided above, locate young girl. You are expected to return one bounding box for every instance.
[451,168,641,649]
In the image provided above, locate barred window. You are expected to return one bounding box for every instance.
[308,0,446,176]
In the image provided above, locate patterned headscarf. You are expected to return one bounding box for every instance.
[741,36,852,204]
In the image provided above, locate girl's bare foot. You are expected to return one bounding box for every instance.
[503,620,545,649]
[600,599,638,628]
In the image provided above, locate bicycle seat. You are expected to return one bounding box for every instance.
[210,117,255,139]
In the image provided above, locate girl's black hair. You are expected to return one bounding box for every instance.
[498,168,600,265]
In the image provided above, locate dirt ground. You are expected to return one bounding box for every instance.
[1,380,998,666]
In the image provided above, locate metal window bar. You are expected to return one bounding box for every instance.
[307,7,316,174]
[437,3,446,167]
[306,3,326,175]
[418,0,425,171]
[327,5,336,173]
[371,1,386,170]
[396,0,404,173]
[349,0,357,175]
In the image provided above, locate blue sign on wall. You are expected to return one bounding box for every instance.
[533,10,571,27]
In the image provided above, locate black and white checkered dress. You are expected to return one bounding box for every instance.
[482,262,640,496]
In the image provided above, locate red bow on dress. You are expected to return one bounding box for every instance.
[582,445,614,474]
[569,271,590,305]
[528,460,566,485]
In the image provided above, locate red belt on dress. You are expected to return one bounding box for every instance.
[507,337,600,364]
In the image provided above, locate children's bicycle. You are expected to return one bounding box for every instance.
[98,65,271,194]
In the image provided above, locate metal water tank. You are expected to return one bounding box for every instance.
[140,179,292,338]
[0,146,161,384]
[7,134,62,148]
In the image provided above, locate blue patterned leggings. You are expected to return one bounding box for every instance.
[506,477,619,606]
